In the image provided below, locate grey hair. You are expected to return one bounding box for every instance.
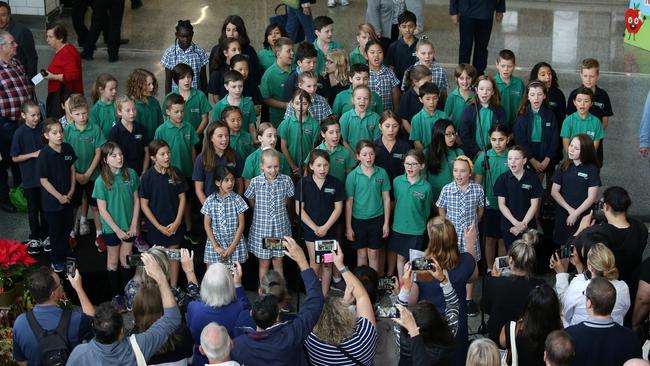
[466,338,500,366]
[134,247,170,285]
[0,31,11,44]
[200,322,231,361]
[201,263,236,307]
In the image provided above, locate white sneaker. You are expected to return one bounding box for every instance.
[340,0,350,5]
[79,220,91,236]
[26,239,42,255]
[327,0,336,7]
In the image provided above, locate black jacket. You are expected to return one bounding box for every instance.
[7,20,38,78]
[513,105,559,162]
[459,103,507,158]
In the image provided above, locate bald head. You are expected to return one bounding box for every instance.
[624,359,650,366]
[200,322,231,363]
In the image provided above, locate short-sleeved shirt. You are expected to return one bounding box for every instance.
[160,43,209,90]
[340,109,381,152]
[260,62,294,126]
[200,191,249,263]
[332,87,384,117]
[401,61,450,92]
[211,95,256,126]
[295,174,345,226]
[426,147,464,200]
[398,88,423,123]
[192,150,244,197]
[89,100,117,138]
[348,46,366,66]
[494,169,543,226]
[560,112,604,142]
[230,131,255,160]
[495,74,525,126]
[10,123,44,189]
[312,142,356,183]
[386,37,418,83]
[392,175,433,235]
[474,149,509,210]
[108,121,150,176]
[154,120,200,178]
[345,165,391,219]
[139,166,188,227]
[436,182,485,257]
[314,39,344,75]
[305,317,378,366]
[552,163,601,209]
[566,86,613,121]
[164,88,211,130]
[374,137,410,184]
[277,114,320,165]
[64,122,106,180]
[257,48,276,72]
[135,96,164,141]
[38,143,77,212]
[444,88,474,129]
[242,148,291,180]
[369,65,400,111]
[209,70,263,105]
[284,93,333,124]
[92,168,140,233]
[409,108,449,148]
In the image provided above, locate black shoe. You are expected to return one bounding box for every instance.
[467,300,480,317]
[120,38,130,45]
[131,0,143,9]
[0,200,16,213]
[108,54,119,63]
[80,51,94,60]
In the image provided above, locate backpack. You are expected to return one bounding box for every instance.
[26,309,72,366]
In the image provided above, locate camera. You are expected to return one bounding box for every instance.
[263,237,284,250]
[411,258,434,271]
[315,240,338,264]
[65,257,76,277]
[127,254,144,267]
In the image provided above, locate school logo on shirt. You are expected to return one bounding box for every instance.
[521,184,532,190]
[586,131,596,138]
[392,153,405,160]
[168,178,174,184]
[413,191,425,200]
[304,127,314,136]
[545,122,551,127]
[135,134,143,140]
[511,90,522,96]
[64,155,73,161]
[335,157,345,164]
[81,136,95,143]
[123,179,133,185]
[593,102,604,109]
[376,178,384,185]
[184,133,192,141]
[577,172,589,180]
[367,124,376,131]
[549,101,557,107]
[190,108,200,113]
[324,188,335,194]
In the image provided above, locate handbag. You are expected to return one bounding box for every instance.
[129,334,147,366]
[501,321,519,366]
[270,4,288,28]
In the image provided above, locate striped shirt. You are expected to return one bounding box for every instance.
[305,317,377,366]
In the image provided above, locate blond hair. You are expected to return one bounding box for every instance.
[312,296,356,345]
[466,338,500,366]
[588,243,619,281]
[424,216,460,270]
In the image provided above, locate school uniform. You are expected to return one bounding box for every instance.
[459,103,507,158]
[409,108,449,149]
[560,112,604,144]
[437,181,485,260]
[401,61,450,93]
[314,39,344,75]
[369,65,400,111]
[277,114,320,165]
[209,44,262,84]
[386,37,418,84]
[10,123,46,240]
[164,88,211,131]
[494,169,543,249]
[38,143,76,266]
[245,174,294,259]
[92,168,139,245]
[154,120,200,178]
[474,149,508,239]
[494,74,525,126]
[425,147,464,200]
[444,88,474,129]
[64,122,106,207]
[89,100,117,138]
[566,86,613,122]
[389,175,433,256]
[348,47,366,66]
[200,191,249,264]
[552,163,601,246]
[513,106,559,167]
[108,121,150,176]
[374,137,410,184]
[139,166,188,246]
[547,87,567,165]
[192,150,244,197]
[284,94,333,124]
[345,165,391,249]
[332,87,384,117]
[160,43,209,90]
[230,131,255,160]
[257,48,276,72]
[242,148,291,181]
[398,88,423,124]
[281,67,330,103]
[211,95,256,127]
[312,142,356,183]
[295,174,345,241]
[135,96,164,142]
[260,62,295,127]
[340,109,381,152]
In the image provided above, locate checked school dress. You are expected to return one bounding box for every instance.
[200,192,249,264]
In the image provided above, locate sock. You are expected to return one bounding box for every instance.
[69,230,76,238]
[79,215,87,224]
[96,230,102,237]
[107,269,120,297]
[332,276,342,283]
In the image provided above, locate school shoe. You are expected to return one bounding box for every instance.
[95,235,106,252]
[51,263,65,273]
[79,220,91,236]
[327,0,336,7]
[111,295,128,313]
[26,239,42,255]
[467,300,480,317]
[340,0,350,5]
[42,237,52,252]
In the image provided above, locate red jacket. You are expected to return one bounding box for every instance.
[47,44,83,94]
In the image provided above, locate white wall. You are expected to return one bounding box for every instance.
[7,0,59,16]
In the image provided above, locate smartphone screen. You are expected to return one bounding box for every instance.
[127,254,143,267]
[65,257,76,277]
[263,238,284,250]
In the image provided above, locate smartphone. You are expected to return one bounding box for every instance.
[412,271,434,282]
[65,257,76,277]
[557,246,572,259]
[40,69,47,77]
[411,258,434,271]
[495,256,509,270]
[126,254,144,267]
[165,248,181,260]
[377,277,395,291]
[263,237,284,250]
[315,240,338,252]
[376,305,400,318]
[315,252,335,264]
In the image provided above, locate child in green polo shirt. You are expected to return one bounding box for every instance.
[212,70,257,138]
[445,63,476,129]
[313,16,344,75]
[260,37,295,127]
[89,73,118,138]
[494,49,525,126]
[340,85,381,155]
[332,63,384,116]
[349,23,378,66]
[163,63,211,136]
[258,23,284,72]
[222,106,254,160]
[278,90,320,175]
[127,68,164,141]
[64,94,106,247]
[410,82,449,150]
[561,87,604,154]
[242,122,291,189]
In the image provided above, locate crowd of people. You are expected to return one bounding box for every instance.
[1,1,650,365]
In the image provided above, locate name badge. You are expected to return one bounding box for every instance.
[593,101,604,109]
[335,157,345,164]
[511,90,521,96]
[135,134,142,140]
[324,188,335,194]
[413,191,425,199]
[577,172,588,179]
[190,108,200,113]
[168,178,174,184]
[521,184,532,190]
[392,153,404,160]
[545,123,551,127]
[304,128,313,135]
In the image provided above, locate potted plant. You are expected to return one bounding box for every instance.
[0,239,36,307]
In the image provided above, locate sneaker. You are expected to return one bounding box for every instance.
[340,0,349,5]
[68,236,77,250]
[327,0,336,7]
[79,220,91,236]
[134,235,150,252]
[51,263,65,273]
[111,295,128,313]
[467,300,480,317]
[95,235,106,252]
[26,239,42,255]
[42,237,52,252]
[184,234,199,246]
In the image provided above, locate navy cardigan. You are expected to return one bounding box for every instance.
[513,105,559,163]
[459,103,507,158]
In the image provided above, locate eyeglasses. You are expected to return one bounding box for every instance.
[0,40,17,46]
[404,162,420,167]
[445,132,458,137]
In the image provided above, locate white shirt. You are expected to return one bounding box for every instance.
[206,361,241,366]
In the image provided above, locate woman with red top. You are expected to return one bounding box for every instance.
[43,23,83,118]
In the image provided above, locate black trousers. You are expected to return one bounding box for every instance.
[0,120,21,200]
[458,16,494,76]
[71,0,91,45]
[82,0,124,57]
[44,205,73,266]
[24,187,47,240]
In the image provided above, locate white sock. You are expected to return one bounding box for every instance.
[70,230,76,238]
[96,230,102,237]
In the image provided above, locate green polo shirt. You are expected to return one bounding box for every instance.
[92,168,139,234]
[163,88,211,131]
[260,62,294,127]
[531,111,543,142]
[230,130,255,160]
[332,87,384,116]
[314,39,344,75]
[89,100,117,138]
[211,95,256,126]
[242,147,291,180]
[311,142,357,182]
[64,122,106,180]
[495,74,525,126]
[345,165,391,219]
[444,88,473,129]
[426,147,464,200]
[349,47,366,66]
[135,96,164,141]
[409,108,449,148]
[153,120,200,178]
[392,175,433,234]
[474,148,509,210]
[476,106,494,151]
[340,109,381,152]
[560,112,604,142]
[277,114,320,164]
[257,48,276,72]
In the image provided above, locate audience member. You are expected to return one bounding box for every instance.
[200,322,240,366]
[43,23,83,118]
[465,338,500,366]
[543,330,574,366]
[0,1,37,77]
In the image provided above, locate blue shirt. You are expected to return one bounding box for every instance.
[641,91,650,149]
[192,150,244,197]
[386,37,418,83]
[37,143,77,212]
[10,123,44,189]
[108,121,150,176]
